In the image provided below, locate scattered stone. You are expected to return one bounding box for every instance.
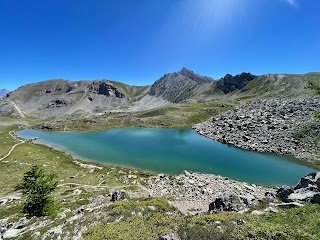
[0,194,21,206]
[194,97,320,162]
[276,202,304,208]
[236,219,246,225]
[148,206,156,211]
[73,206,84,216]
[251,210,265,215]
[91,195,106,205]
[73,189,82,195]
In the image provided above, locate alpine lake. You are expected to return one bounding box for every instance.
[17,128,317,186]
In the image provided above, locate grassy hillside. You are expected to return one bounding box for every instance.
[32,100,237,131]
[83,199,320,240]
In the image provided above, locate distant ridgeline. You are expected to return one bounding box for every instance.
[0,89,9,97]
[0,68,319,118]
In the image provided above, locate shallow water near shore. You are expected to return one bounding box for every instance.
[17,128,316,186]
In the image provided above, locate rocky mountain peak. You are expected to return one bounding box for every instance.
[179,67,213,84]
[179,67,192,76]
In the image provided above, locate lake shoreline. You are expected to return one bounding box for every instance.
[16,127,317,186]
[27,124,320,170]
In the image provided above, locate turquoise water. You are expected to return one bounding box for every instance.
[17,128,316,186]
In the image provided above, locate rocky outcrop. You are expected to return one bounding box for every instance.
[277,172,320,204]
[88,81,125,98]
[146,171,275,214]
[209,195,246,212]
[194,97,320,162]
[111,190,128,202]
[216,72,256,94]
[149,67,213,103]
[45,99,69,108]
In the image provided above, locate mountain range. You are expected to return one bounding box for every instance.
[0,68,319,118]
[0,89,9,97]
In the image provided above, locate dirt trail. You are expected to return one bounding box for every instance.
[0,131,25,161]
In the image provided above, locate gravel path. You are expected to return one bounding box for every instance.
[0,131,25,161]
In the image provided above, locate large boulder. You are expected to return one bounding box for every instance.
[294,172,320,190]
[209,195,246,212]
[277,172,320,204]
[276,186,294,202]
[111,190,128,202]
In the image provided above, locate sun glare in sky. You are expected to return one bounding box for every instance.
[0,0,319,90]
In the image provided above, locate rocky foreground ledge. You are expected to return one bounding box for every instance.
[1,170,319,239]
[145,170,320,215]
[145,171,276,214]
[194,97,320,163]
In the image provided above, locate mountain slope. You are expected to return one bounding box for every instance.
[4,79,148,118]
[204,72,320,100]
[149,68,213,103]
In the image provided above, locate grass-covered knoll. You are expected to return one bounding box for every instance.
[83,198,320,240]
[305,72,320,93]
[206,73,319,101]
[313,111,320,119]
[234,74,317,99]
[83,198,178,240]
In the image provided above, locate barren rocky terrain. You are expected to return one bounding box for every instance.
[194,97,320,164]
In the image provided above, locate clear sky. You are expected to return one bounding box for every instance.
[0,0,319,90]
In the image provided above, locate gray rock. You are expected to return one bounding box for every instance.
[276,186,294,202]
[294,172,320,190]
[3,229,21,239]
[311,193,320,204]
[209,195,245,212]
[73,206,84,216]
[91,195,106,205]
[236,219,246,225]
[148,206,156,211]
[276,202,304,208]
[277,172,320,204]
[111,190,128,202]
[0,219,8,231]
[158,232,179,240]
[12,217,28,229]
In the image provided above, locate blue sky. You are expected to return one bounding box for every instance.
[0,0,319,90]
